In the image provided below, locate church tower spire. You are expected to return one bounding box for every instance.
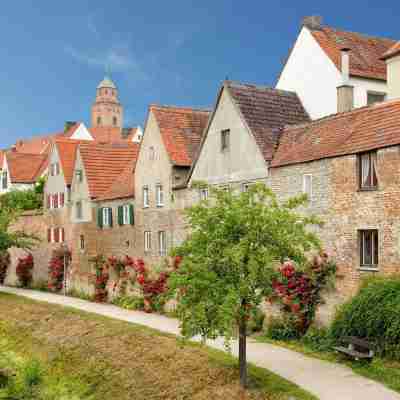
[91,76,123,128]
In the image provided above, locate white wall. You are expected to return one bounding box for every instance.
[277,27,388,119]
[70,150,93,223]
[70,123,93,140]
[44,145,68,200]
[190,87,268,186]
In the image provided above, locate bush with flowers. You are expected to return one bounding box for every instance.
[269,252,336,336]
[48,247,71,292]
[16,253,34,287]
[91,254,182,312]
[0,251,10,284]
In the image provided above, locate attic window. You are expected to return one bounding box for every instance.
[367,92,386,106]
[221,129,230,152]
[76,170,83,183]
[113,116,117,126]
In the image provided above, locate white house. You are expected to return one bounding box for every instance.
[276,16,397,119]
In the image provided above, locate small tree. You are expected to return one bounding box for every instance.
[169,183,322,388]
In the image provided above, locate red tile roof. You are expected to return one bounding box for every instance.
[78,143,140,199]
[310,26,396,81]
[6,152,48,183]
[271,99,400,168]
[150,105,210,167]
[88,126,139,143]
[226,81,310,161]
[381,41,400,60]
[95,158,136,201]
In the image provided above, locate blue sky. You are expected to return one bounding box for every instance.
[1,0,399,148]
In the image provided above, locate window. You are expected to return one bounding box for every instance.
[51,163,60,176]
[158,231,167,256]
[80,235,85,251]
[1,171,7,190]
[359,152,378,190]
[118,204,134,225]
[144,231,152,253]
[113,116,117,126]
[199,187,209,201]
[221,129,230,152]
[156,184,164,207]
[303,174,313,199]
[359,230,378,268]
[143,186,149,208]
[76,201,83,219]
[97,116,102,126]
[99,207,113,228]
[367,92,386,105]
[47,227,65,243]
[242,183,254,193]
[149,146,155,161]
[76,170,83,183]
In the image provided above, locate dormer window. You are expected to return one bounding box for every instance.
[359,151,378,190]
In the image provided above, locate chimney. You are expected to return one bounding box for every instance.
[337,48,354,113]
[302,16,323,30]
[381,42,400,100]
[64,121,77,132]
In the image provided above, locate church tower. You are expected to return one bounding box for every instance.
[91,76,123,128]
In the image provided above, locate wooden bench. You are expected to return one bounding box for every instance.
[333,336,374,361]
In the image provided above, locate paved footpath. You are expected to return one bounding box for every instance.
[1,286,399,400]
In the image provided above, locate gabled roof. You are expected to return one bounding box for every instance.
[6,152,48,183]
[309,25,396,81]
[226,81,310,161]
[271,99,400,168]
[150,105,210,167]
[78,143,139,199]
[54,139,89,186]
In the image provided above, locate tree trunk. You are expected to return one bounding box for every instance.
[239,316,247,388]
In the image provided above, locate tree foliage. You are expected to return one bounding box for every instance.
[169,183,322,387]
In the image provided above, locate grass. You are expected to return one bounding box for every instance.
[0,292,317,400]
[256,334,400,394]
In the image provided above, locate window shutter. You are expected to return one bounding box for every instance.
[108,208,113,227]
[60,192,65,207]
[129,205,134,225]
[54,228,59,243]
[97,208,103,229]
[47,195,51,209]
[47,228,51,243]
[118,206,123,226]
[61,228,65,242]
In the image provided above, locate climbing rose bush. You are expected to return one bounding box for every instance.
[16,253,34,287]
[48,247,71,292]
[270,252,336,335]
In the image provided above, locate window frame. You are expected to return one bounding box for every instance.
[158,231,167,256]
[156,184,164,207]
[221,129,230,152]
[76,200,83,220]
[144,231,152,253]
[358,151,378,191]
[367,91,386,106]
[359,229,379,270]
[143,186,149,208]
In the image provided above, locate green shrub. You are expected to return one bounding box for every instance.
[264,316,301,341]
[330,275,400,359]
[301,326,334,352]
[112,295,145,311]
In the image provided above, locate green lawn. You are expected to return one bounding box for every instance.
[256,335,400,394]
[0,293,317,400]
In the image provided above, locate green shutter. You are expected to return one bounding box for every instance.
[118,206,123,226]
[129,204,134,225]
[109,208,113,227]
[97,208,103,229]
